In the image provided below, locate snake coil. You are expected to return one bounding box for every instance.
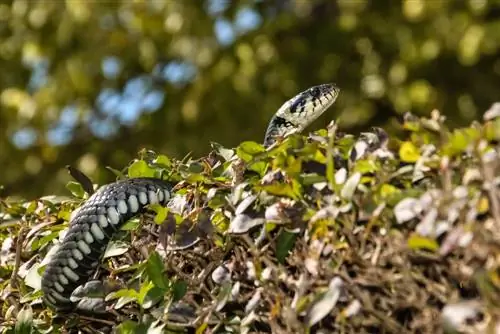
[41,83,340,311]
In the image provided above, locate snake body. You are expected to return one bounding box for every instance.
[41,83,340,310]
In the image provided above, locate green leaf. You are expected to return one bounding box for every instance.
[239,141,266,155]
[285,155,302,175]
[211,142,235,161]
[137,281,155,305]
[128,160,155,178]
[172,280,188,301]
[115,320,147,334]
[25,200,38,214]
[379,184,401,200]
[196,323,209,334]
[442,127,480,157]
[248,161,268,176]
[120,218,141,231]
[146,251,169,290]
[259,180,301,200]
[106,288,138,308]
[31,231,59,251]
[186,173,206,183]
[236,141,266,161]
[65,181,86,198]
[149,204,168,224]
[153,154,171,168]
[301,173,326,185]
[143,286,166,308]
[354,159,379,174]
[103,241,130,259]
[15,306,33,334]
[399,141,421,163]
[407,234,439,251]
[188,162,204,174]
[276,230,296,264]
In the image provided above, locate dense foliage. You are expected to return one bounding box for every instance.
[1,105,500,332]
[1,0,500,197]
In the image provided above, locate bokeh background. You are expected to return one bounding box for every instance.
[1,0,499,198]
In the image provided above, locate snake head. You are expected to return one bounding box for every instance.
[264,83,340,147]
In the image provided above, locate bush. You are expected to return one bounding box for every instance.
[1,104,500,333]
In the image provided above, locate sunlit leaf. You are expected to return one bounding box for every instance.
[407,234,439,251]
[65,181,86,199]
[128,160,156,178]
[154,154,171,168]
[399,142,421,163]
[103,241,130,259]
[211,142,235,161]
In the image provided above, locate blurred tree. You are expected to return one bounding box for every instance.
[0,0,499,198]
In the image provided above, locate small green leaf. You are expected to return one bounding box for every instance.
[120,218,141,231]
[15,306,33,334]
[442,128,480,157]
[196,323,209,334]
[106,288,138,308]
[239,141,266,155]
[103,241,130,259]
[211,142,235,161]
[143,286,166,308]
[379,184,401,200]
[407,234,439,251]
[259,181,301,200]
[31,231,59,251]
[285,155,302,175]
[312,150,327,164]
[276,230,296,264]
[236,141,266,161]
[301,173,326,185]
[146,251,169,290]
[399,142,421,163]
[115,320,147,334]
[66,181,86,198]
[186,173,205,183]
[25,200,38,214]
[248,161,268,176]
[128,160,155,178]
[154,154,171,168]
[188,162,204,174]
[149,204,168,224]
[137,281,155,305]
[172,280,188,301]
[354,160,379,174]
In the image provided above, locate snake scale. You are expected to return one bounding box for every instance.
[41,83,340,311]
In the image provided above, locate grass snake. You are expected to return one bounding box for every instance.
[41,83,340,311]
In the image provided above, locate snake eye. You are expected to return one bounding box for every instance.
[310,87,321,98]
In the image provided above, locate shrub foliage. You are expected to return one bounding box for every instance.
[2,104,500,333]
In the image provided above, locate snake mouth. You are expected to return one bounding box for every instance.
[263,83,340,147]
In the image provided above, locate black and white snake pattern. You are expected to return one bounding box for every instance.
[41,83,340,311]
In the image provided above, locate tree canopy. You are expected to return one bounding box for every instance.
[1,0,499,198]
